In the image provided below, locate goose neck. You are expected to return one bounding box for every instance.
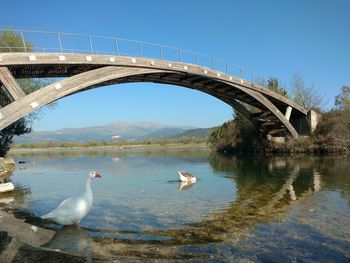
[85,177,92,195]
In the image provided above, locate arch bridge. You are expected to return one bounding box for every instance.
[0,29,313,139]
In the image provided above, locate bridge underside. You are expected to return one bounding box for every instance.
[0,53,310,138]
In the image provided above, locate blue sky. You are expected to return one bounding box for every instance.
[2,0,349,130]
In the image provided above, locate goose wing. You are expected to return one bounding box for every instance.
[41,196,89,224]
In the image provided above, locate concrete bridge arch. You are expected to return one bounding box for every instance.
[0,52,311,138]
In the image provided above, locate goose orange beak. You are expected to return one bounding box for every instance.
[95,172,102,178]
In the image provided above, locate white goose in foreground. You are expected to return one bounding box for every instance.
[177,171,197,183]
[41,171,101,225]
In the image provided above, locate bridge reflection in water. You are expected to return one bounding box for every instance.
[1,152,350,262]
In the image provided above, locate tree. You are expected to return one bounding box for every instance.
[267,78,288,97]
[208,119,237,152]
[208,111,263,153]
[0,31,46,156]
[291,74,324,110]
[313,86,350,153]
[335,86,350,111]
[0,119,31,157]
[0,30,33,52]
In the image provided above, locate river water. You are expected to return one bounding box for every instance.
[1,148,350,262]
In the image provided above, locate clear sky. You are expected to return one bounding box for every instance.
[1,0,349,130]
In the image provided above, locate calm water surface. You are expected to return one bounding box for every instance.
[2,148,350,262]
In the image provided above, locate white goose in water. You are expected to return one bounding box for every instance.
[177,171,197,183]
[41,171,101,225]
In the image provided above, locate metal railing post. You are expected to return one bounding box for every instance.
[20,30,27,52]
[211,58,214,69]
[240,67,242,79]
[179,49,182,62]
[57,33,63,53]
[160,46,163,59]
[89,35,93,54]
[139,42,143,57]
[114,38,120,55]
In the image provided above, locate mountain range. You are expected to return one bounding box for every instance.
[14,121,213,144]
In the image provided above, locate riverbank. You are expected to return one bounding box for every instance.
[263,136,350,155]
[0,158,65,262]
[9,142,209,154]
[0,207,113,262]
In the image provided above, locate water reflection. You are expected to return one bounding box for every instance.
[42,226,93,261]
[131,154,350,258]
[0,183,30,207]
[0,193,14,204]
[138,156,325,245]
[179,181,196,191]
[1,150,350,261]
[0,169,14,205]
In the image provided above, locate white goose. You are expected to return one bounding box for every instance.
[41,171,101,225]
[177,171,197,183]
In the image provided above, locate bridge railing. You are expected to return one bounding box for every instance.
[0,29,267,86]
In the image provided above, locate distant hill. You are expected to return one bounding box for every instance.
[14,121,212,144]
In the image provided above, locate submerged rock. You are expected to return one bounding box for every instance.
[0,157,16,179]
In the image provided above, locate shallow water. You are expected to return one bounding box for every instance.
[2,149,350,262]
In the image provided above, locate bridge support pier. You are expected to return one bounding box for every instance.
[0,67,25,102]
[308,110,321,134]
[285,106,292,121]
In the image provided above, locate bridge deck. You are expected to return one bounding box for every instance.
[0,52,309,138]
